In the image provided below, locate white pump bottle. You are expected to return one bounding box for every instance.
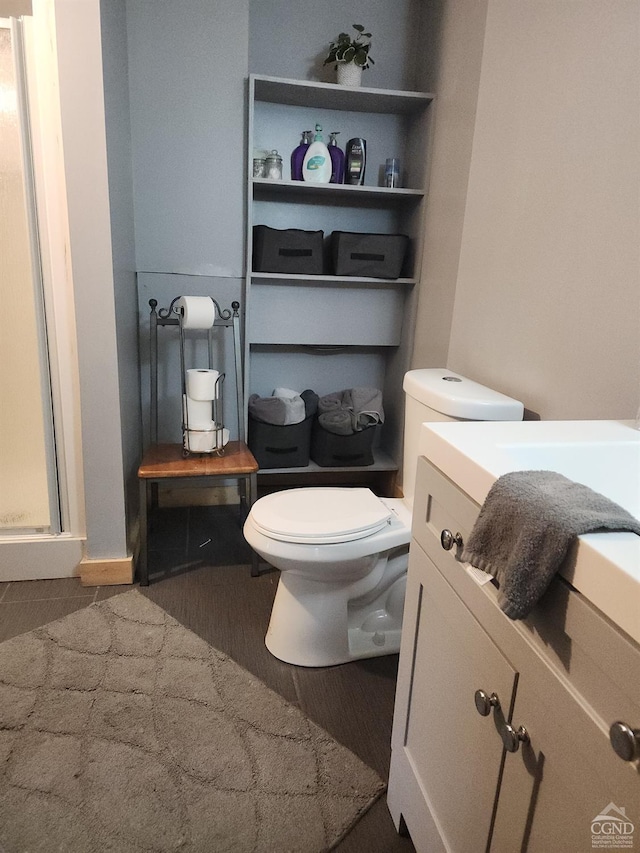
[302,124,331,183]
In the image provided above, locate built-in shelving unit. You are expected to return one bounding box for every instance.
[253,75,432,114]
[245,74,435,484]
[252,177,424,202]
[251,272,417,287]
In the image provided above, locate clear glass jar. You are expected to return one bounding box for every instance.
[265,149,283,180]
[385,157,400,188]
[252,157,266,178]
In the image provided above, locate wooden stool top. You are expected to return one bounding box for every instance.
[138,441,258,479]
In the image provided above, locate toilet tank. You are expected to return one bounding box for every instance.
[401,369,524,506]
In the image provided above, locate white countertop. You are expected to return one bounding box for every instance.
[419,419,640,645]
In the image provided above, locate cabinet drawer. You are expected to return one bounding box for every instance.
[522,575,640,728]
[411,456,479,576]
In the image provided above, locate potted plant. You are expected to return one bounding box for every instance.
[324,24,374,87]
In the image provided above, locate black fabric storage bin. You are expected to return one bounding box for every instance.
[331,231,409,279]
[310,422,376,467]
[253,226,324,275]
[248,415,313,469]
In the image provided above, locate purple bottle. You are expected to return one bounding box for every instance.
[328,132,345,184]
[291,130,313,181]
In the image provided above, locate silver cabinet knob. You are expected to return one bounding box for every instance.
[474,689,501,717]
[501,724,529,753]
[609,721,640,762]
[440,529,464,551]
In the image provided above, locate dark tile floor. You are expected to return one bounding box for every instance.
[0,504,415,853]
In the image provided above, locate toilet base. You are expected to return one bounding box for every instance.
[266,625,403,668]
[266,624,403,667]
[347,625,402,660]
[265,563,407,667]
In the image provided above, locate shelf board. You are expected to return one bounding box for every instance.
[250,272,415,287]
[252,178,423,201]
[256,448,398,476]
[252,74,434,115]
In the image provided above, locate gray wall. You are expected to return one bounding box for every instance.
[126,0,249,279]
[413,0,640,421]
[249,0,424,91]
[410,0,489,370]
[125,0,249,451]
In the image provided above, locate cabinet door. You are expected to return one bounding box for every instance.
[491,673,640,853]
[391,543,518,853]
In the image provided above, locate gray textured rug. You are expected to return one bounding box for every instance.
[0,590,384,852]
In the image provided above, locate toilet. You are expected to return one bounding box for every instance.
[243,369,524,666]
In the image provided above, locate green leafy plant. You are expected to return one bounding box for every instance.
[323,24,374,70]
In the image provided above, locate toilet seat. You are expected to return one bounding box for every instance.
[250,487,391,544]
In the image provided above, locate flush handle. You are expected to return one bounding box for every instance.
[474,689,501,717]
[440,529,464,551]
[609,722,640,762]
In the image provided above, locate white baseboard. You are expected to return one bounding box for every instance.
[0,535,84,582]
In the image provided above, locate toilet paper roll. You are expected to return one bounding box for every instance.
[182,395,212,429]
[184,424,230,453]
[184,427,215,453]
[176,296,215,330]
[214,426,230,449]
[187,368,220,401]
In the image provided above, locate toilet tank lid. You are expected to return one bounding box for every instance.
[403,369,524,421]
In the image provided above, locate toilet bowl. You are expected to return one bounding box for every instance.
[244,369,524,667]
[243,488,412,666]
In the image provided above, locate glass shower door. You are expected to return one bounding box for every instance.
[0,18,60,535]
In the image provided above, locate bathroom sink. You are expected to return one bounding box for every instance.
[498,440,640,517]
[419,419,640,511]
[418,419,640,643]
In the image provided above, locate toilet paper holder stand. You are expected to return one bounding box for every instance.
[152,296,238,457]
[139,296,259,584]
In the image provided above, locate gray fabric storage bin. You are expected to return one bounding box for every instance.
[310,422,376,467]
[331,231,409,279]
[253,226,324,275]
[248,415,314,468]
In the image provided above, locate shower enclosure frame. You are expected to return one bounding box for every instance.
[1,16,61,536]
[0,11,85,580]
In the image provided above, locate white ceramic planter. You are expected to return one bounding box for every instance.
[337,62,363,87]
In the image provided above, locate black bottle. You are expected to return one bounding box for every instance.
[345,138,366,185]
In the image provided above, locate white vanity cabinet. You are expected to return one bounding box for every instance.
[388,457,640,853]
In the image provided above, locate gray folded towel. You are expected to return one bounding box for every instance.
[318,392,344,414]
[319,410,354,436]
[317,388,384,432]
[461,470,640,620]
[281,396,306,425]
[248,393,305,426]
[343,387,385,431]
[249,394,287,425]
[269,388,306,424]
